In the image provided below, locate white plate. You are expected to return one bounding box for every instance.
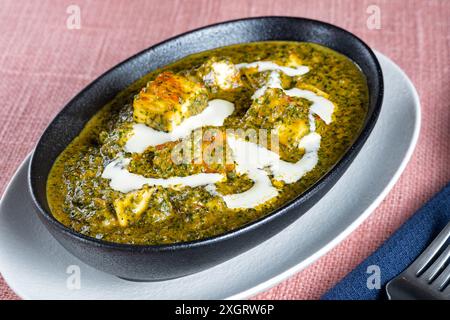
[0,52,420,300]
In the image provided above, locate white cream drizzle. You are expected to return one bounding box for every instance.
[252,71,283,99]
[222,166,278,209]
[102,60,335,210]
[252,71,334,128]
[102,157,224,193]
[285,88,334,125]
[235,61,309,77]
[125,99,235,153]
[219,132,321,209]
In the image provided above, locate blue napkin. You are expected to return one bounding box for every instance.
[322,182,450,300]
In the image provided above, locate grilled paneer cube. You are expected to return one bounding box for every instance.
[242,88,310,149]
[198,58,242,91]
[133,72,209,132]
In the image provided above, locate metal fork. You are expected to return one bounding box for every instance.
[386,221,450,300]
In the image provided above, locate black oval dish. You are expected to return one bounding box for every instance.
[29,17,383,281]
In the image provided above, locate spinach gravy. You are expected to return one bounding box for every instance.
[47,42,369,245]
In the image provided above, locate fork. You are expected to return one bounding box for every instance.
[386,221,450,300]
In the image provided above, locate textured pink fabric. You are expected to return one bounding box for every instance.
[0,0,449,300]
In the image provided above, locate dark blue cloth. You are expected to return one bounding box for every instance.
[322,182,450,300]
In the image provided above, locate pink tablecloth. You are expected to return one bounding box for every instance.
[0,0,449,300]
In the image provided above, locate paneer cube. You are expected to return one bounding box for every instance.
[276,119,309,146]
[133,72,209,132]
[285,52,304,68]
[242,88,310,148]
[198,58,242,91]
[113,187,154,227]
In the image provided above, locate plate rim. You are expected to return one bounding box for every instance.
[0,153,33,299]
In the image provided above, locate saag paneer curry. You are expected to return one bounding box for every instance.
[47,42,369,245]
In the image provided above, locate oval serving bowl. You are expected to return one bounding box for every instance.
[29,17,383,281]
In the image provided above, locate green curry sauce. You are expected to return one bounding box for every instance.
[47,42,368,245]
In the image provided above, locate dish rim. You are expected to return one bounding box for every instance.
[28,16,384,251]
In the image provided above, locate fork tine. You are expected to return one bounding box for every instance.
[421,245,450,282]
[444,279,450,296]
[409,223,450,275]
[432,262,450,292]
